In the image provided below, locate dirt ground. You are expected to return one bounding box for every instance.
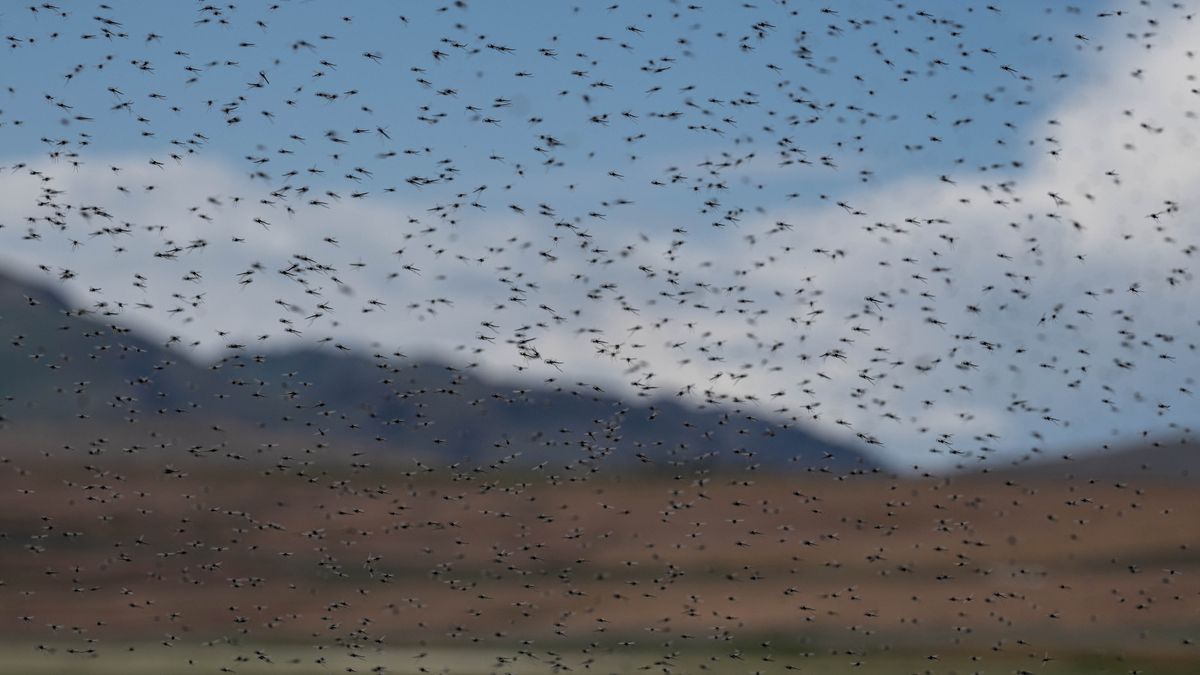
[0,456,1196,671]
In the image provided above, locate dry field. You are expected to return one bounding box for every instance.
[0,455,1197,673]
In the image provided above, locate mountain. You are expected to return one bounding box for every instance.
[979,436,1200,483]
[0,269,874,472]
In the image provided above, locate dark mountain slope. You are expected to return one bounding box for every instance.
[0,269,873,472]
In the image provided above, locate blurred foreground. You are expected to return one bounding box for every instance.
[1,456,1196,673]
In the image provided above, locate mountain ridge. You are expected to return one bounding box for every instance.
[0,268,875,472]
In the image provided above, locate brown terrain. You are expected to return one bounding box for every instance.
[1,450,1196,666]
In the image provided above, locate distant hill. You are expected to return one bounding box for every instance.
[975,436,1199,483]
[0,269,873,472]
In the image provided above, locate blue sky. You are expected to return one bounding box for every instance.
[2,1,1086,197]
[1,1,1196,471]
